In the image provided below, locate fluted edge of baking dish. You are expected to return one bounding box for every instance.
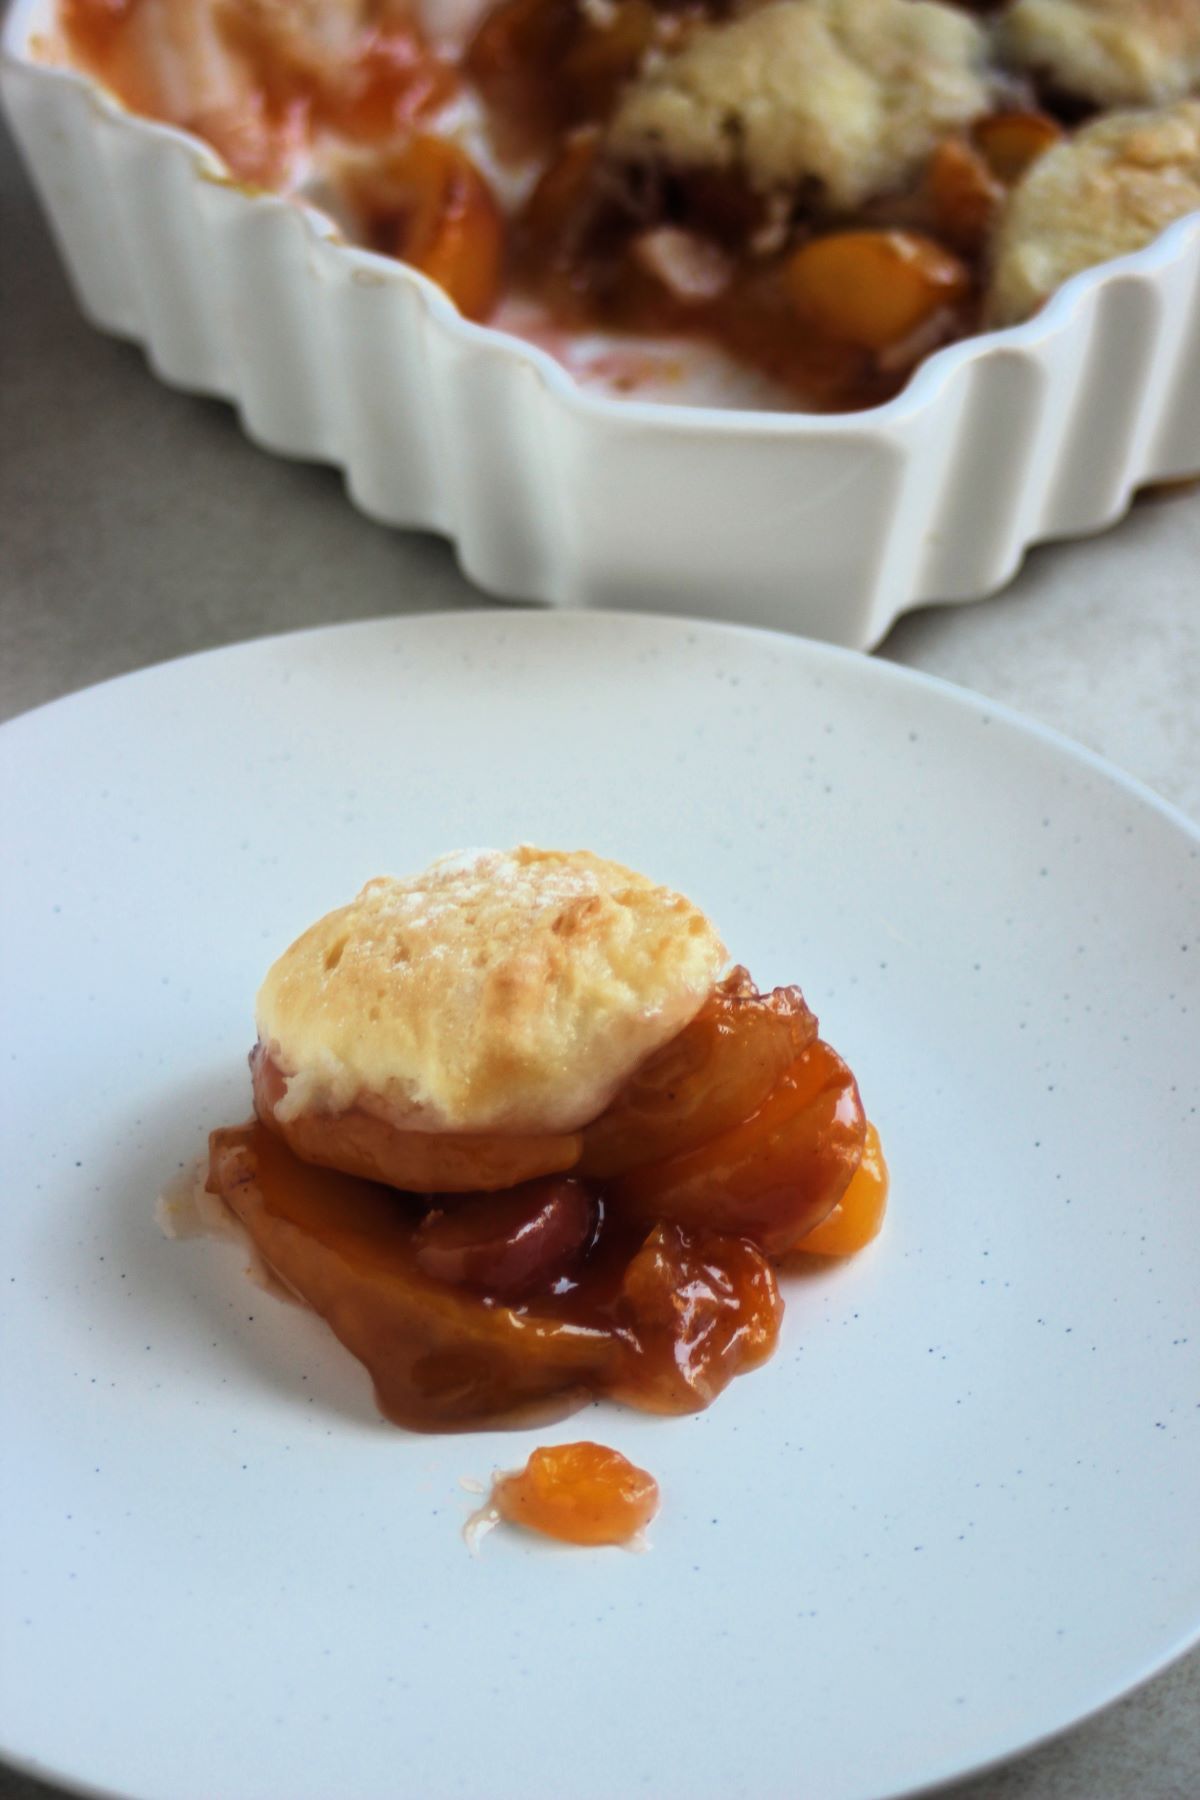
[4,0,1199,647]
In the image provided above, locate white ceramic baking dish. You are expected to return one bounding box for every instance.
[4,0,1199,646]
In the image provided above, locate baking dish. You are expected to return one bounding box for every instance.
[4,0,1199,647]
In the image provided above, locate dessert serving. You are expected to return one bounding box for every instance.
[191,847,888,1432]
[47,0,1200,410]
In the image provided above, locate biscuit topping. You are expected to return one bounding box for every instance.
[256,846,726,1134]
[608,0,991,209]
[1003,0,1200,111]
[988,97,1200,324]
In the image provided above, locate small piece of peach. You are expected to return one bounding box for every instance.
[343,136,505,320]
[491,1442,659,1545]
[788,1122,889,1259]
[786,230,970,354]
[973,112,1064,185]
[926,138,1005,255]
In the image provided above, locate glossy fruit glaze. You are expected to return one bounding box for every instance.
[206,972,887,1432]
[207,1119,786,1429]
[786,1123,888,1260]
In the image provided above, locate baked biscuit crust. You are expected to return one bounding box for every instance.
[256,847,727,1136]
[987,98,1200,325]
[606,0,990,210]
[1003,0,1200,110]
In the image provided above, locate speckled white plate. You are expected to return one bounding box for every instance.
[2,611,1198,1800]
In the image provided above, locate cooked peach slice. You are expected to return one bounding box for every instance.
[786,1121,889,1259]
[209,1123,614,1428]
[786,230,970,354]
[579,969,817,1178]
[973,111,1063,185]
[465,0,575,148]
[612,1042,866,1255]
[612,1222,782,1411]
[926,137,1005,255]
[560,0,657,120]
[341,136,505,320]
[518,128,601,257]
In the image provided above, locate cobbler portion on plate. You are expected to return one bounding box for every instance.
[53,0,1200,407]
[175,847,888,1432]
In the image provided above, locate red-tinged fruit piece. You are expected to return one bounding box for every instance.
[413,1178,595,1295]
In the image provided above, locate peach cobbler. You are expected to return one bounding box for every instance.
[179,847,887,1431]
[53,0,1200,409]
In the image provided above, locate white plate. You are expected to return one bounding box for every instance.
[2,611,1198,1800]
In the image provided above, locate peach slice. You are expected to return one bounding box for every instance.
[580,969,818,1178]
[342,136,505,320]
[786,1121,889,1259]
[612,1042,867,1255]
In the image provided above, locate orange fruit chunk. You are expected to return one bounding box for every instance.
[790,1122,889,1258]
[786,230,970,353]
[973,111,1063,185]
[341,137,505,321]
[491,1442,659,1545]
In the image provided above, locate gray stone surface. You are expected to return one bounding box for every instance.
[2,111,1198,1800]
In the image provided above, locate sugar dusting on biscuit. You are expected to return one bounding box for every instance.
[256,847,726,1136]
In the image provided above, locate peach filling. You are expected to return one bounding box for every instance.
[61,0,1070,408]
[209,972,886,1430]
[62,0,456,188]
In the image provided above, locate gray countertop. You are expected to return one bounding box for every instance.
[3,115,1198,1800]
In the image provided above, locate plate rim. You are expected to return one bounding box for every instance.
[2,608,1197,845]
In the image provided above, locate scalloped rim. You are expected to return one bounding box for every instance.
[6,0,1200,436]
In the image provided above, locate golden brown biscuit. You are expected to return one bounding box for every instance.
[255,847,726,1137]
[1002,0,1200,110]
[987,99,1200,326]
[607,0,990,210]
